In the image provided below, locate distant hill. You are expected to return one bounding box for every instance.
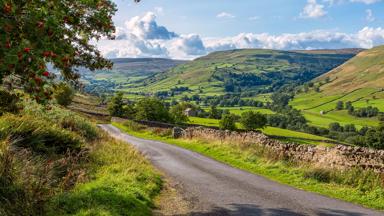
[80,58,188,96]
[315,45,384,93]
[129,49,360,97]
[290,46,384,129]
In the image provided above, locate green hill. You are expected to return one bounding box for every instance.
[291,45,384,128]
[80,58,187,96]
[126,49,360,98]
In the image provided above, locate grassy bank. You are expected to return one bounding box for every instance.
[113,121,384,211]
[46,133,162,216]
[0,100,161,216]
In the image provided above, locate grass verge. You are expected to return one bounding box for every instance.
[113,121,384,211]
[46,133,162,216]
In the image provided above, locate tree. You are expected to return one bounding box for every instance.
[219,114,237,130]
[108,92,125,117]
[336,101,344,110]
[208,106,222,119]
[54,82,74,107]
[134,97,173,123]
[240,111,267,131]
[0,0,131,103]
[170,103,189,124]
[329,122,343,132]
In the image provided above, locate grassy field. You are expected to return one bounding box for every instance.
[189,117,335,146]
[113,122,384,210]
[291,88,382,128]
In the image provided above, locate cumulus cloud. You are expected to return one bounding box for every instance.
[350,0,381,4]
[217,12,235,19]
[301,0,327,18]
[97,11,384,60]
[366,9,375,22]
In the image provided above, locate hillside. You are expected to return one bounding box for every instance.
[291,45,384,128]
[81,58,187,96]
[126,49,360,98]
[316,45,384,93]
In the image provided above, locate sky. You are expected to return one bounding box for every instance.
[97,0,384,59]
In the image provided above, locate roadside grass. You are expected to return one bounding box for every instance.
[189,117,334,146]
[46,133,162,216]
[0,99,161,216]
[113,121,384,211]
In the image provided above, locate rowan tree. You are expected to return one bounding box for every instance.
[0,0,133,103]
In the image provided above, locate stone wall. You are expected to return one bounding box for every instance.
[182,127,384,173]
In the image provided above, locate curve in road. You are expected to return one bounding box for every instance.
[99,124,383,216]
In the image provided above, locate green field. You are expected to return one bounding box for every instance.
[189,117,335,146]
[291,88,382,128]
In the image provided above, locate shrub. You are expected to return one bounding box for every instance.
[219,114,237,130]
[0,115,82,154]
[240,111,267,131]
[0,90,22,115]
[54,83,75,107]
[60,115,98,141]
[170,103,189,123]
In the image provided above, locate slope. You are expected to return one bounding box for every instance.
[128,49,361,97]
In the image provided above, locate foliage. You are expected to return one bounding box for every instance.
[54,82,74,107]
[219,114,237,130]
[0,0,118,103]
[108,92,125,117]
[240,111,267,131]
[0,114,82,154]
[169,103,189,123]
[0,89,22,115]
[135,97,173,123]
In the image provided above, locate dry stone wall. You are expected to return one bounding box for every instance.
[182,127,384,173]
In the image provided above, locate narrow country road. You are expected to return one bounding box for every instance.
[99,124,383,216]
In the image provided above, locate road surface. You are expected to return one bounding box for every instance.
[99,124,383,216]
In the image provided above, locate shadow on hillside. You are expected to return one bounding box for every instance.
[173,203,367,216]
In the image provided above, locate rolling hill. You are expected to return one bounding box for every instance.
[80,58,187,96]
[125,49,361,98]
[291,45,384,128]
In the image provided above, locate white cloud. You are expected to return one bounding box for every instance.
[97,12,384,60]
[366,9,375,22]
[217,12,235,19]
[249,16,261,21]
[350,0,381,4]
[301,0,327,18]
[154,7,164,15]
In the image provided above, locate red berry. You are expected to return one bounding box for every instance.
[37,21,44,28]
[42,71,50,77]
[3,3,11,14]
[34,77,43,84]
[24,47,31,53]
[43,51,51,57]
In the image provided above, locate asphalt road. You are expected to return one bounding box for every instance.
[99,124,383,216]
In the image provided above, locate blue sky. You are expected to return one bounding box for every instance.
[97,0,384,59]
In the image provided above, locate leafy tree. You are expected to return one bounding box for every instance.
[0,0,126,103]
[219,114,237,130]
[208,106,222,119]
[108,92,125,117]
[54,82,74,107]
[329,122,343,132]
[336,101,344,110]
[240,111,267,131]
[170,103,189,123]
[134,98,173,123]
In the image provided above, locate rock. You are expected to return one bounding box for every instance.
[172,127,184,139]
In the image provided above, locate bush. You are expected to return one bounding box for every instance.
[240,111,267,131]
[60,115,98,141]
[0,90,22,115]
[219,114,237,131]
[0,115,82,154]
[54,83,75,107]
